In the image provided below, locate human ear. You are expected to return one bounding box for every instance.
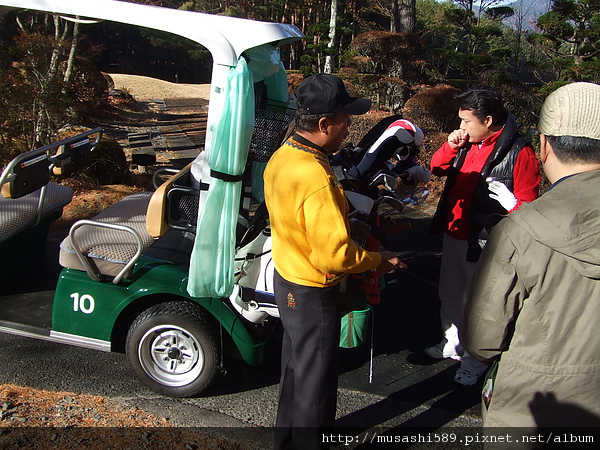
[318,116,330,134]
[539,134,551,163]
[539,134,560,184]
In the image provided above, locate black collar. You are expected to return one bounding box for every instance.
[293,133,327,155]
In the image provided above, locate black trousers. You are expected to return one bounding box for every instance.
[274,270,341,450]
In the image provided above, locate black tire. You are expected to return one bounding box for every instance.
[126,301,219,397]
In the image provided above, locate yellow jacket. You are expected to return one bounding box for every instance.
[263,135,382,287]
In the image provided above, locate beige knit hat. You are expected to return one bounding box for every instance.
[538,82,600,140]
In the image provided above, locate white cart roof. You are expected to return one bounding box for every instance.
[0,0,303,66]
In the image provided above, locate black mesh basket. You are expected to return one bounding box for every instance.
[166,174,200,232]
[249,100,296,162]
[172,190,199,228]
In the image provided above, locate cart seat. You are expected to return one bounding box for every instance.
[0,182,73,244]
[146,162,198,239]
[59,191,154,280]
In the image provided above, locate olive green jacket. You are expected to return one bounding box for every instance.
[462,170,600,428]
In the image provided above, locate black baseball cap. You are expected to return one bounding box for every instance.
[295,73,371,115]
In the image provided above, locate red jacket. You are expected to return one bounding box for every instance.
[430,129,540,241]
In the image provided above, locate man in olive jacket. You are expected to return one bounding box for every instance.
[462,82,600,429]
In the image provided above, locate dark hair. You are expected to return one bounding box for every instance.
[546,135,600,164]
[454,86,508,126]
[295,111,336,132]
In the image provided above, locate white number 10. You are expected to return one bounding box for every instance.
[71,293,95,314]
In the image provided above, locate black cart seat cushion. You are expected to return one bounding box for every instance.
[0,182,73,244]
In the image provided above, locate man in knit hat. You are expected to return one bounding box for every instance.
[461,82,600,430]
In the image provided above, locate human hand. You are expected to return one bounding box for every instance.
[487,180,517,211]
[447,129,469,150]
[404,166,431,183]
[378,250,408,273]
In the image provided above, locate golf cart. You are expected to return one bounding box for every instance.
[0,0,303,397]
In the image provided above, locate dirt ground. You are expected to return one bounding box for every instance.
[109,73,211,101]
[0,383,251,449]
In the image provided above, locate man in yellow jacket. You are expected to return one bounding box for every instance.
[264,74,403,449]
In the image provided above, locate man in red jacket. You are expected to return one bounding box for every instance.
[427,87,540,386]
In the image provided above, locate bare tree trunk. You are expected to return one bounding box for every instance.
[33,16,69,145]
[382,0,415,34]
[398,0,416,34]
[324,0,338,73]
[390,0,399,32]
[63,19,80,91]
[281,0,289,23]
[350,0,360,40]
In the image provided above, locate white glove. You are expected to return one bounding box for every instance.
[404,166,431,183]
[488,180,517,211]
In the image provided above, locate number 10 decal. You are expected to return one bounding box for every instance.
[71,293,95,314]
